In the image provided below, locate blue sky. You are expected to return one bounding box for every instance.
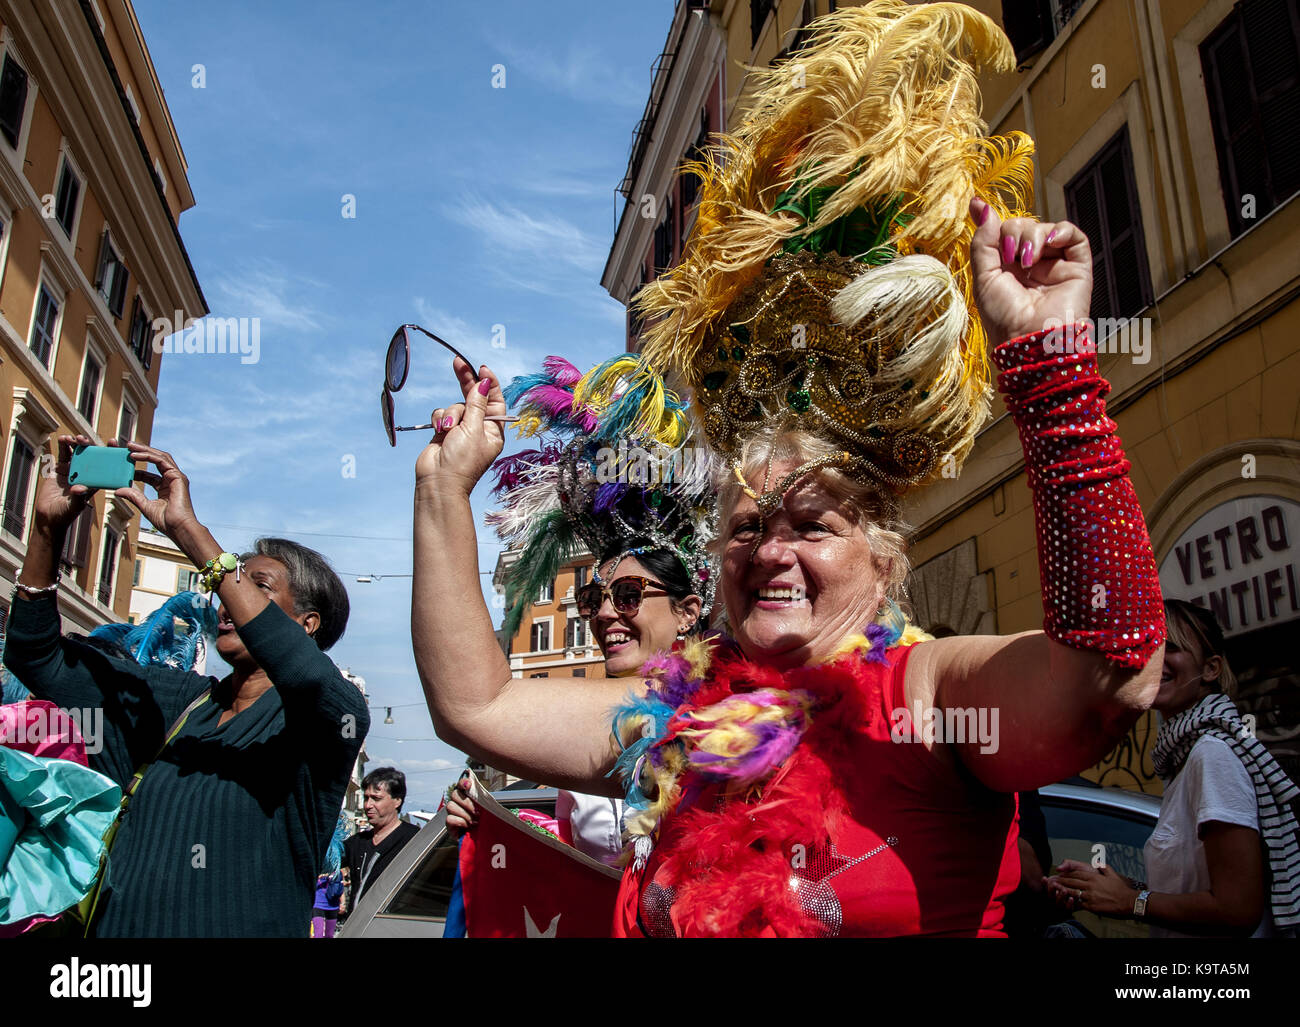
[133,0,673,811]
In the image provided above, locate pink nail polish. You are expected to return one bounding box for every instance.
[442,417,453,430]
[976,199,990,226]
[1021,241,1034,268]
[1001,236,1016,264]
[478,378,491,396]
[1046,228,1057,245]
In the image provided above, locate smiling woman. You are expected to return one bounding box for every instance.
[410,2,1168,937]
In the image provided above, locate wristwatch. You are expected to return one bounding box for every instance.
[1133,888,1151,918]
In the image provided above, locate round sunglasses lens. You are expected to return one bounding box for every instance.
[381,389,395,446]
[576,585,601,616]
[611,580,644,612]
[386,329,409,391]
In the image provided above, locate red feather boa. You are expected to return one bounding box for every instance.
[651,649,892,937]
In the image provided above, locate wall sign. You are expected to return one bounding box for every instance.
[1159,496,1300,637]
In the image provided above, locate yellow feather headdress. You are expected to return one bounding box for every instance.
[610,0,1035,497]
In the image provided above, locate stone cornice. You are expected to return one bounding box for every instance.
[0,0,205,323]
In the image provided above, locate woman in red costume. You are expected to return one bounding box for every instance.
[408,1,1165,936]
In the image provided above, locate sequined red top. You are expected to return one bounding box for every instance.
[613,643,1022,937]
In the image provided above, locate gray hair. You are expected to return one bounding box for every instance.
[714,426,912,608]
[239,537,350,651]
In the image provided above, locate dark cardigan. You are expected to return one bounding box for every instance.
[4,592,369,937]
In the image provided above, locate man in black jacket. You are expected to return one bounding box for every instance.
[342,767,422,913]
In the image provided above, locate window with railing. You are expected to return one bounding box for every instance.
[1201,0,1300,239]
[1002,0,1088,64]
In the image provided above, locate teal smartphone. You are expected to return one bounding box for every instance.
[67,445,135,490]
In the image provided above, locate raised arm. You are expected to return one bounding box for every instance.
[114,442,370,765]
[410,358,626,796]
[905,202,1164,792]
[7,435,135,709]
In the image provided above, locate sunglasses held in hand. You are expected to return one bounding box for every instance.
[381,323,516,446]
[575,576,669,619]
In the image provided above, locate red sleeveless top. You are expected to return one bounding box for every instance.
[613,643,1021,937]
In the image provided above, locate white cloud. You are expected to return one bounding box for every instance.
[444,197,605,274]
[495,38,647,110]
[211,264,324,331]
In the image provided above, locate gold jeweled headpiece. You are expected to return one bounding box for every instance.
[592,0,1036,504]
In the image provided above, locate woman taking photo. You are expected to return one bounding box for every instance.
[1047,599,1299,936]
[409,2,1166,936]
[5,435,367,936]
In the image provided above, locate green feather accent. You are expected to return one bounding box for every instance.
[774,175,913,265]
[501,509,577,638]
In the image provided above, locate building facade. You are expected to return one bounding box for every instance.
[0,0,205,639]
[129,526,199,623]
[492,548,606,679]
[605,0,1300,794]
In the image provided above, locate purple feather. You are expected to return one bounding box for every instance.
[593,482,627,514]
[863,621,893,664]
[521,383,578,418]
[543,355,582,387]
[690,720,803,782]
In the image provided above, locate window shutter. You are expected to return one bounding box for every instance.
[94,230,110,290]
[1202,0,1300,236]
[61,507,92,569]
[110,267,129,319]
[3,438,35,537]
[1065,128,1152,323]
[0,57,27,148]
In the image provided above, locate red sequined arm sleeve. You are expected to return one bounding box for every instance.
[992,323,1165,668]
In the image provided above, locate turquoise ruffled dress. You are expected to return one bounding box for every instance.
[0,746,120,933]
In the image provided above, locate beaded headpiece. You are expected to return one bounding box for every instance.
[590,0,1035,508]
[487,356,720,637]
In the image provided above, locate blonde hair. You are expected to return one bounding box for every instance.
[1164,599,1238,700]
[714,426,912,610]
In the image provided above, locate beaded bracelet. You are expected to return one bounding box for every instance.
[197,552,241,593]
[12,581,58,599]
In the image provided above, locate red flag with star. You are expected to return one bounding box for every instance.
[458,778,622,938]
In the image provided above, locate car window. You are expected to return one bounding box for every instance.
[382,830,458,918]
[1041,798,1155,938]
[379,798,559,920]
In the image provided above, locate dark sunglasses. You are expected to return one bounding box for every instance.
[576,576,669,619]
[381,323,514,446]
